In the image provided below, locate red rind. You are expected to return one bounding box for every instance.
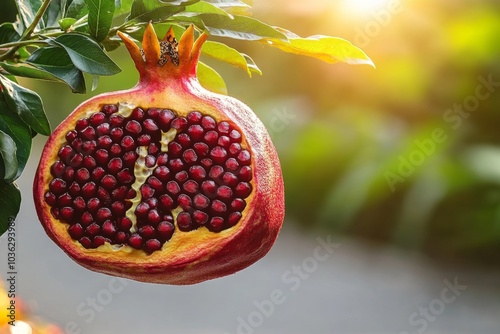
[33,24,284,285]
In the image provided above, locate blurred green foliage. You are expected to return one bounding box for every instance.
[28,0,500,264]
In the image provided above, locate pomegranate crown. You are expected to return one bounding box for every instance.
[117,23,208,79]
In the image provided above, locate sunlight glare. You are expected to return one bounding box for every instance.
[341,0,393,16]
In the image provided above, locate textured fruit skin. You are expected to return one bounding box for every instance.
[33,25,284,284]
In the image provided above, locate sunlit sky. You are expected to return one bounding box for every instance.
[340,0,398,16]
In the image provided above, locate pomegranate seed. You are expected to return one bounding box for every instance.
[201,115,216,129]
[237,150,251,165]
[158,109,175,130]
[125,120,141,134]
[148,209,162,225]
[118,217,133,231]
[94,149,109,165]
[204,131,218,146]
[63,167,75,181]
[182,149,198,163]
[96,207,112,222]
[81,182,97,198]
[192,210,208,225]
[121,135,135,150]
[208,217,224,232]
[110,143,122,156]
[227,212,242,227]
[201,158,213,168]
[115,231,128,244]
[102,220,117,237]
[147,197,158,208]
[168,142,183,156]
[113,170,131,185]
[189,165,206,180]
[93,236,109,248]
[98,135,113,148]
[58,193,72,206]
[222,172,238,187]
[177,133,191,148]
[96,123,111,136]
[107,157,123,174]
[123,151,137,166]
[97,186,112,204]
[87,197,100,212]
[81,212,93,226]
[102,104,118,115]
[209,165,224,179]
[187,111,202,123]
[112,186,128,200]
[201,180,217,196]
[187,124,204,140]
[73,197,86,210]
[143,118,159,132]
[66,130,78,142]
[193,194,209,209]
[128,234,143,249]
[80,126,96,140]
[169,158,184,172]
[145,155,156,168]
[68,224,84,239]
[177,212,193,231]
[58,145,74,161]
[69,181,81,196]
[135,202,150,217]
[229,129,242,142]
[79,237,92,248]
[50,161,66,177]
[235,182,252,197]
[225,158,239,171]
[210,147,227,164]
[44,192,57,206]
[148,176,163,191]
[172,117,187,130]
[183,180,198,193]
[147,108,161,118]
[141,184,155,199]
[139,225,155,239]
[49,178,66,195]
[109,114,124,126]
[154,166,170,181]
[178,194,192,210]
[217,136,231,148]
[218,121,230,134]
[239,166,252,181]
[111,201,126,215]
[193,142,209,157]
[228,143,241,155]
[131,107,145,120]
[91,167,106,181]
[159,194,174,210]
[86,223,100,236]
[51,208,60,219]
[82,140,97,154]
[110,127,124,141]
[137,134,151,146]
[75,118,89,131]
[83,156,97,169]
[148,143,160,155]
[90,112,106,126]
[211,200,227,213]
[75,168,90,183]
[217,186,233,200]
[157,221,174,240]
[144,239,162,253]
[60,207,74,220]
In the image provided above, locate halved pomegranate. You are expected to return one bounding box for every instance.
[33,24,284,284]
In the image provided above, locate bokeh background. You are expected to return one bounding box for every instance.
[1,0,500,333]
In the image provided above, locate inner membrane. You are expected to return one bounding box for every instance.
[44,103,253,253]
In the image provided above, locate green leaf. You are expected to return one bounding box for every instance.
[197,61,227,95]
[14,0,39,30]
[0,23,21,44]
[114,0,135,16]
[127,0,197,23]
[0,181,21,236]
[2,54,86,94]
[66,0,89,19]
[0,75,51,135]
[51,33,121,75]
[0,97,32,180]
[44,0,63,27]
[0,130,18,181]
[200,14,287,41]
[184,1,231,17]
[265,28,375,67]
[201,41,260,76]
[85,0,115,42]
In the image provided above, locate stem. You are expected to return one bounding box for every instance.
[0,0,52,61]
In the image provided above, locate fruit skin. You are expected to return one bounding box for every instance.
[33,24,284,284]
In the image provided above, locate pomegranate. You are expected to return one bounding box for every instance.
[33,24,284,284]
